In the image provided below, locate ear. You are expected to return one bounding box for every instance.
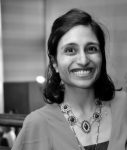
[51,56,58,73]
[53,62,59,73]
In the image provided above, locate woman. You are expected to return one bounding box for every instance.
[11,8,127,150]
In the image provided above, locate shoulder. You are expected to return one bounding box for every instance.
[114,90,126,100]
[110,90,127,119]
[103,91,127,119]
[23,105,51,126]
[19,105,55,142]
[23,104,59,127]
[12,105,54,150]
[108,91,127,149]
[111,90,127,107]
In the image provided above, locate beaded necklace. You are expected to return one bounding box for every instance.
[59,100,103,150]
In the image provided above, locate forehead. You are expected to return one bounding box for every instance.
[57,25,98,48]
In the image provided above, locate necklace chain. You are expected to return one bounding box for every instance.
[59,100,103,150]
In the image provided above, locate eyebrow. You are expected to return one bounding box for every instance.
[86,42,100,47]
[61,42,99,49]
[61,43,77,49]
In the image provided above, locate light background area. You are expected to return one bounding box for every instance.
[2,0,46,82]
[0,0,4,113]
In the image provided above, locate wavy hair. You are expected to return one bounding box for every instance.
[43,8,115,104]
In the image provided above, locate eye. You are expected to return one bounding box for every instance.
[64,47,77,55]
[86,45,100,54]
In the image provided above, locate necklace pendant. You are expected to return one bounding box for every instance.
[93,112,102,122]
[81,120,91,134]
[61,104,71,113]
[68,115,77,126]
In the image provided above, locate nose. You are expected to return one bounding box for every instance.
[77,51,89,66]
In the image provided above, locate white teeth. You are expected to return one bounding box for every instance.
[73,70,91,76]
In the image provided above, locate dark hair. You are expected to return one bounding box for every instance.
[43,8,115,104]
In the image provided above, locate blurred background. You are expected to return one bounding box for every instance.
[0,0,127,115]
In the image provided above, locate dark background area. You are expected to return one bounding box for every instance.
[4,82,45,114]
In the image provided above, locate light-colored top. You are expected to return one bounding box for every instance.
[11,91,127,150]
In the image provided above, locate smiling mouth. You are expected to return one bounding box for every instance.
[71,68,94,77]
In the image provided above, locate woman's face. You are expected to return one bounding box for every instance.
[55,25,102,89]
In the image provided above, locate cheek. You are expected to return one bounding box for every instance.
[57,61,68,76]
[56,54,70,72]
[92,54,102,68]
[97,58,102,68]
[56,57,71,81]
[57,66,68,83]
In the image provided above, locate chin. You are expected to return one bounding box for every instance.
[63,75,99,89]
[69,80,95,89]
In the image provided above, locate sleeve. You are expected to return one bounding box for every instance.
[11,111,52,150]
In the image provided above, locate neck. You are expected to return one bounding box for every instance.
[64,85,96,117]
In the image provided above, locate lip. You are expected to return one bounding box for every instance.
[70,68,95,78]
